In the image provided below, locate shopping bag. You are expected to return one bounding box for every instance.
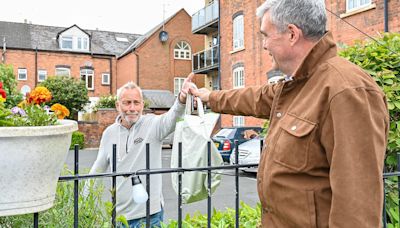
[171,95,223,204]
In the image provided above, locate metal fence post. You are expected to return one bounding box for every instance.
[178,142,183,228]
[112,144,117,228]
[33,213,38,228]
[74,145,79,228]
[146,143,150,228]
[234,140,239,228]
[207,141,212,228]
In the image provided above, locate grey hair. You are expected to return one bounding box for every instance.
[256,0,327,40]
[116,81,143,100]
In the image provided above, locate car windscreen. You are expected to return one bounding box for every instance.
[214,128,236,138]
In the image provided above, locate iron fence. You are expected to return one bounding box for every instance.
[26,141,400,228]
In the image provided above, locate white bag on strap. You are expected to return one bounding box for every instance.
[171,95,223,204]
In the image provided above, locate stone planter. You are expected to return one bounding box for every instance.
[0,120,78,216]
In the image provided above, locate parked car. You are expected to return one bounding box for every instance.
[212,126,262,162]
[230,137,263,173]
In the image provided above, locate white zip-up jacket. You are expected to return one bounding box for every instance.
[87,99,185,220]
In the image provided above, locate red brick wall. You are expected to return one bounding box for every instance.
[116,52,137,88]
[78,108,118,148]
[118,9,205,93]
[326,0,400,45]
[219,0,269,128]
[5,49,116,96]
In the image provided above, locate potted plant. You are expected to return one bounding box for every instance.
[0,82,78,216]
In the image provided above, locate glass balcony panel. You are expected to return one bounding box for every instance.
[192,0,219,32]
[192,45,219,73]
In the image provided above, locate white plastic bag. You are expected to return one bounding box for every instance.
[171,95,223,204]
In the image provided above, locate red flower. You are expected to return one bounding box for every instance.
[0,81,3,88]
[0,89,5,99]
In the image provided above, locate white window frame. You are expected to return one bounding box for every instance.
[174,41,191,60]
[55,67,71,77]
[61,36,73,49]
[102,73,110,85]
[233,116,245,127]
[346,0,372,12]
[233,67,245,88]
[174,77,185,96]
[233,14,244,50]
[18,68,27,81]
[38,70,47,82]
[81,69,94,91]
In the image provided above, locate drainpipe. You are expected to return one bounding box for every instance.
[134,51,140,86]
[384,0,389,32]
[109,57,112,94]
[2,37,6,63]
[35,47,38,86]
[217,0,221,90]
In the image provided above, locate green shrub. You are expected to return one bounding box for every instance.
[0,64,23,108]
[40,76,89,120]
[70,131,85,150]
[161,202,261,228]
[93,95,117,112]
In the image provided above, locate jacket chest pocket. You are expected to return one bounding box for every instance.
[273,113,316,171]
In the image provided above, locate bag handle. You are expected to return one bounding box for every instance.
[185,94,204,118]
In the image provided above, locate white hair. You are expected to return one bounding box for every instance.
[116,81,143,101]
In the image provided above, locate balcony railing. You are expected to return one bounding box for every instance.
[192,0,219,34]
[192,45,219,74]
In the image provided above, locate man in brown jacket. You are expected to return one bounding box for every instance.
[189,0,389,227]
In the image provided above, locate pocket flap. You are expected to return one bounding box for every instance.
[280,114,316,137]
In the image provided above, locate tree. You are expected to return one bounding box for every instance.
[0,64,23,108]
[40,76,89,119]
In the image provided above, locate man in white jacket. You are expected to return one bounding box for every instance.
[86,74,194,228]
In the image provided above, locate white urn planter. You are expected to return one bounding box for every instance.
[0,119,78,216]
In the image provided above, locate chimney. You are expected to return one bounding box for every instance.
[24,19,27,23]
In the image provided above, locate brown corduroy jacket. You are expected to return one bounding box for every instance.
[209,32,389,227]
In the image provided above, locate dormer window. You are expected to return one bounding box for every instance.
[61,36,73,49]
[58,25,90,52]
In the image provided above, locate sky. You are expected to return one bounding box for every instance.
[0,0,204,34]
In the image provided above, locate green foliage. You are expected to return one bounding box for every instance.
[70,131,85,150]
[339,33,400,228]
[93,94,117,112]
[161,202,261,228]
[10,105,58,126]
[385,177,399,228]
[40,76,89,119]
[260,120,269,137]
[0,168,110,227]
[0,64,23,108]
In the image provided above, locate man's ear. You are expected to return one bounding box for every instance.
[115,101,120,111]
[287,24,301,46]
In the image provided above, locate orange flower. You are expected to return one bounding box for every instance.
[51,103,70,119]
[28,86,52,105]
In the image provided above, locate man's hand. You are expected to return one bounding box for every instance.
[179,73,197,103]
[190,87,211,104]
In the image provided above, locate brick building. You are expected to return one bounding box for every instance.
[192,0,400,128]
[0,8,204,109]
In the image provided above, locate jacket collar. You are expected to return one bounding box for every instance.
[292,31,337,81]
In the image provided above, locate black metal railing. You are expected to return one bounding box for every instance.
[28,142,400,228]
[31,140,260,228]
[192,45,219,74]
